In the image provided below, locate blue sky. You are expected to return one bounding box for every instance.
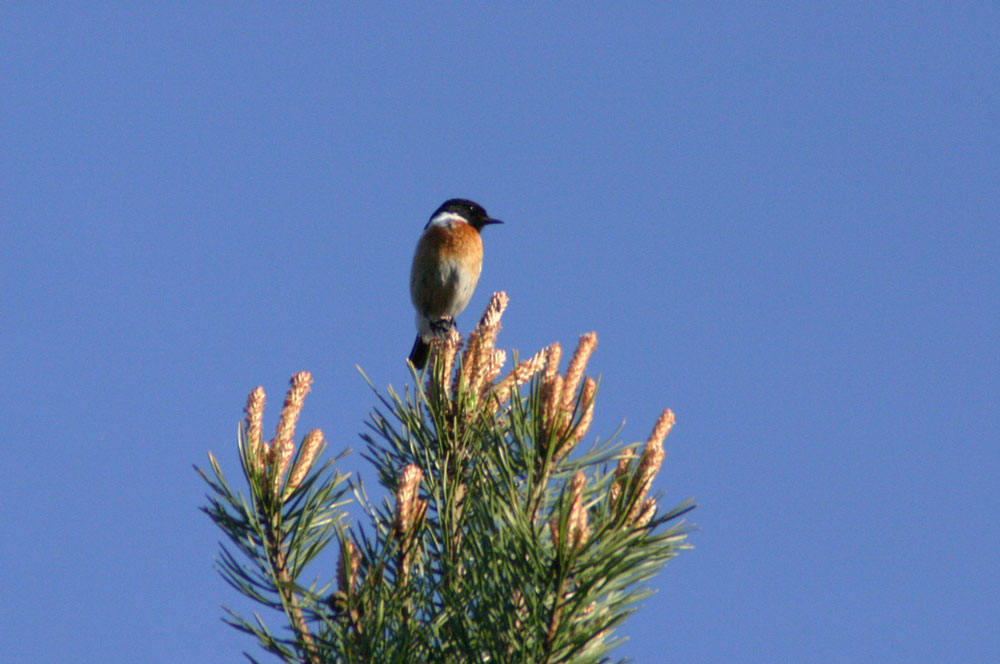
[2,4,997,662]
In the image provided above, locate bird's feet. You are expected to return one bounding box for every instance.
[430,317,457,335]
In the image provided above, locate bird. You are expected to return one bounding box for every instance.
[408,198,503,369]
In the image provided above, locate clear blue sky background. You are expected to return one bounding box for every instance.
[3,4,997,663]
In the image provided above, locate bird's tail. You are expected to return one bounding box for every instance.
[408,335,430,370]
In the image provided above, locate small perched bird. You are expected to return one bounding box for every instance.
[408,198,503,369]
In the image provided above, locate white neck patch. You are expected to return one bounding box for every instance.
[427,210,468,228]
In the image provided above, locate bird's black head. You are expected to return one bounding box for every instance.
[431,198,503,231]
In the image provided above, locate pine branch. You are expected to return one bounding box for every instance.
[199,293,695,663]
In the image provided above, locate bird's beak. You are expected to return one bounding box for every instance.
[484,218,503,225]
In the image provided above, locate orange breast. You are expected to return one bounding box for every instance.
[410,223,484,319]
[424,222,482,263]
